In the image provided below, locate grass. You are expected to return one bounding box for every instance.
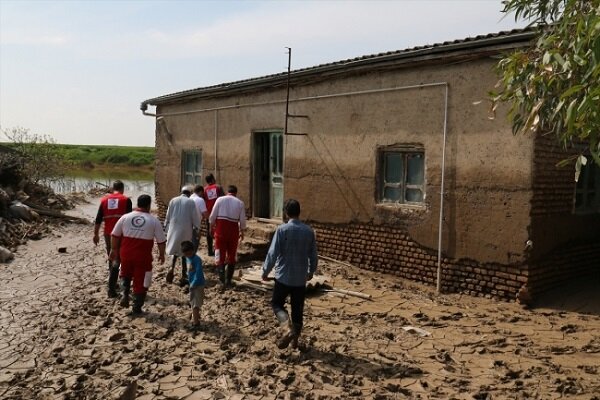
[56,144,155,167]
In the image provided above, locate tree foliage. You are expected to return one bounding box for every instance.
[492,0,600,167]
[1,127,65,184]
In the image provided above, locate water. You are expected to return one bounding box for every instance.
[46,168,155,197]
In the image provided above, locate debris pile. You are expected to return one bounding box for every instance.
[0,168,89,259]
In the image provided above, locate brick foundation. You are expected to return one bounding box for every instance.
[312,222,527,301]
[529,241,600,297]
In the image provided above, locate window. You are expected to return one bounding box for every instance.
[182,150,202,185]
[378,148,425,204]
[575,161,600,213]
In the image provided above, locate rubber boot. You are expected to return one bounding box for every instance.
[107,265,119,298]
[218,266,226,285]
[132,292,146,315]
[277,323,300,350]
[290,323,301,349]
[207,225,214,256]
[226,264,235,287]
[179,257,188,287]
[120,278,131,308]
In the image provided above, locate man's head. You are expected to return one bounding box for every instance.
[113,180,125,193]
[193,184,204,195]
[227,185,238,196]
[205,173,216,185]
[283,199,300,219]
[181,185,193,197]
[137,194,151,210]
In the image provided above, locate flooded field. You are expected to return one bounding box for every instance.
[46,167,154,196]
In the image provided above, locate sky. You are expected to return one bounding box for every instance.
[0,0,525,147]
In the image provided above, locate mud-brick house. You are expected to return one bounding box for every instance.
[141,29,600,301]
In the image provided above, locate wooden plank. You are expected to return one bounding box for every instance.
[322,288,372,300]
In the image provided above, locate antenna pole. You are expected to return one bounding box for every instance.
[285,47,291,136]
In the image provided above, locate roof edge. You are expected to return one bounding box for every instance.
[142,28,536,107]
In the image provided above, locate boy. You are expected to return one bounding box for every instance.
[182,240,205,329]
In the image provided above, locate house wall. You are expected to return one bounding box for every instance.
[527,134,600,295]
[154,57,536,300]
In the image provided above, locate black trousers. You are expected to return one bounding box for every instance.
[271,280,306,334]
[103,235,119,291]
[205,220,214,255]
[192,227,200,253]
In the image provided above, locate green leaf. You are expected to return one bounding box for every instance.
[543,51,552,64]
[561,85,584,98]
[554,53,566,66]
[566,99,576,129]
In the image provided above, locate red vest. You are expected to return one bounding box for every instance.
[100,192,129,235]
[204,183,221,214]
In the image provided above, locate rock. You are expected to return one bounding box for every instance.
[109,332,125,342]
[116,380,137,400]
[516,285,532,306]
[9,201,33,221]
[0,246,14,263]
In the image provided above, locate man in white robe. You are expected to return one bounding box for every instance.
[165,186,201,286]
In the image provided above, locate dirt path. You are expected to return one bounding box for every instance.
[1,198,599,399]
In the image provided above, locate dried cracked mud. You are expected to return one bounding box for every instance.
[1,199,600,399]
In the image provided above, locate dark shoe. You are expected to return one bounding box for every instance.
[277,331,296,350]
[131,293,146,314]
[217,266,225,285]
[120,278,131,308]
[179,278,189,287]
[108,266,119,297]
[166,269,174,284]
[186,323,201,332]
[225,264,235,286]
[131,306,143,315]
[291,336,299,349]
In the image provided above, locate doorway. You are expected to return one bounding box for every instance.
[253,130,284,219]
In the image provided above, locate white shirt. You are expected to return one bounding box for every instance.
[209,194,246,230]
[190,193,208,219]
[165,194,201,256]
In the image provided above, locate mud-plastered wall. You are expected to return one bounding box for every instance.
[283,59,533,265]
[153,91,288,219]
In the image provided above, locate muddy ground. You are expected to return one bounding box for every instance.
[1,197,599,400]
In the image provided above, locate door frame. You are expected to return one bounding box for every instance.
[251,129,284,220]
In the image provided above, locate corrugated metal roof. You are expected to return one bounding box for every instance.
[142,28,535,107]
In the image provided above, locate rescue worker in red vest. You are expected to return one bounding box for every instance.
[203,173,224,256]
[93,180,132,298]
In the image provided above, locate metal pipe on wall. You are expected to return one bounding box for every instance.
[141,82,450,293]
[214,109,219,182]
[437,84,449,293]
